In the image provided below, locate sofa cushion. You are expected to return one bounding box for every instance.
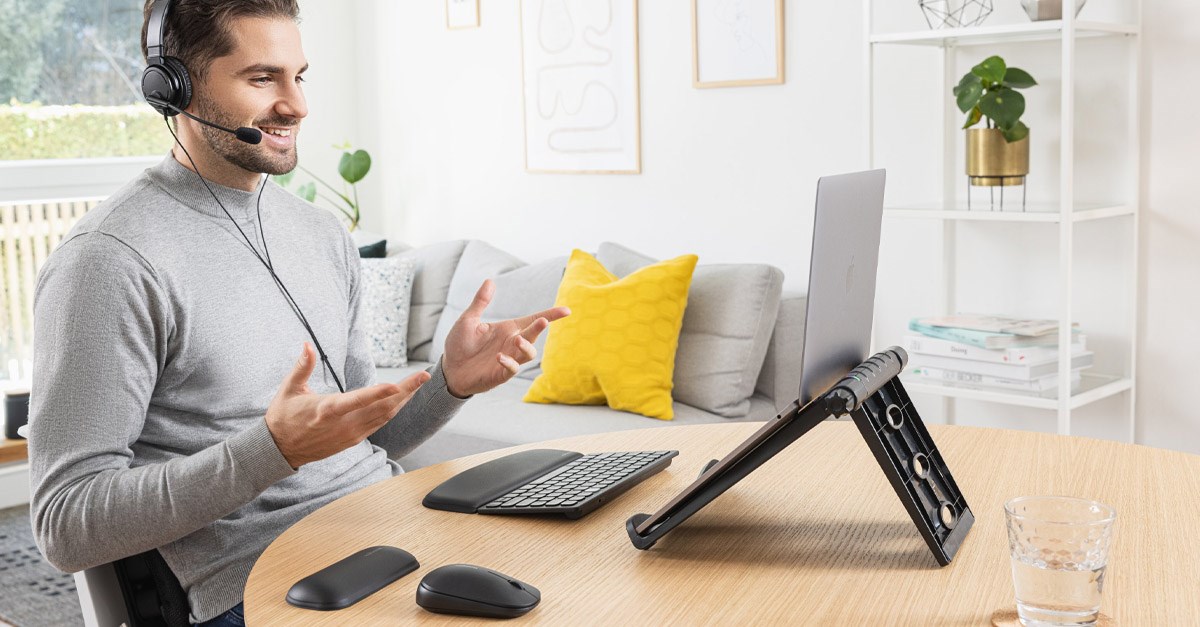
[524,250,698,420]
[429,241,566,377]
[380,362,776,451]
[596,242,784,418]
[391,240,468,361]
[756,291,807,410]
[359,256,417,367]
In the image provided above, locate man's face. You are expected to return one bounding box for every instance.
[190,16,309,176]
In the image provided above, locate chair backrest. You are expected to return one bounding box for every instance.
[74,551,190,627]
[112,550,191,627]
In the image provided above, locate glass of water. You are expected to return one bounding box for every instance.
[1005,496,1116,626]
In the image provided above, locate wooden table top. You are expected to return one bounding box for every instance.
[0,438,28,465]
[244,422,1200,625]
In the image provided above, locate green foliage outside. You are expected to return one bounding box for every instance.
[0,101,170,160]
[1,0,161,160]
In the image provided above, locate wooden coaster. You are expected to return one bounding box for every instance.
[991,608,1115,626]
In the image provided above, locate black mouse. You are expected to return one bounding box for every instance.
[416,564,541,619]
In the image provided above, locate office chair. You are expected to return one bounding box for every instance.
[21,427,189,625]
[74,550,189,627]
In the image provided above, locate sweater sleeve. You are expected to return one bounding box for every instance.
[28,233,297,573]
[339,230,467,460]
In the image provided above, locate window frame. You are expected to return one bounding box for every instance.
[0,155,162,203]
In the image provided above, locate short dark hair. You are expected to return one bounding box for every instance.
[141,0,301,80]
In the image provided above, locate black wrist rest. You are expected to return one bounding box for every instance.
[422,449,582,513]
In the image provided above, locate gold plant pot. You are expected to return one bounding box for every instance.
[966,128,1029,187]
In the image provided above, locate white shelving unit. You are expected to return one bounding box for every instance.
[864,4,1141,440]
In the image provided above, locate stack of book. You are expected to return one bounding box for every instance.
[905,315,1093,394]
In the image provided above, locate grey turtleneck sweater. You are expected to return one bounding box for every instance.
[28,154,467,623]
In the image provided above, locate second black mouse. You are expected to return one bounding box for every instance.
[416,564,541,619]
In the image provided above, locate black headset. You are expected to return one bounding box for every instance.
[142,0,347,394]
[142,0,192,118]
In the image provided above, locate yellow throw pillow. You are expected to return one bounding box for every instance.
[524,249,698,420]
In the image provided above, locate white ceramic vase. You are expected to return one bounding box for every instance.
[1020,0,1086,21]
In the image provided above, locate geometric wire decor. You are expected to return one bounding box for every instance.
[919,0,993,29]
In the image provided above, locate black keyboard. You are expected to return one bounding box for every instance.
[478,450,678,519]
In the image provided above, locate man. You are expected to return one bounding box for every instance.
[27,1,567,624]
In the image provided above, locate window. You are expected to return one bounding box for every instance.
[0,0,170,161]
[1,0,170,381]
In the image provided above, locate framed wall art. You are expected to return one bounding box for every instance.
[692,0,784,88]
[447,0,479,30]
[521,0,641,174]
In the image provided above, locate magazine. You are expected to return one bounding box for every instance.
[917,314,1078,338]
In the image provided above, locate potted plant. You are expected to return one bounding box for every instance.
[953,55,1037,188]
[274,143,386,257]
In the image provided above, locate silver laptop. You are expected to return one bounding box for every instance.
[797,169,886,405]
[631,169,887,537]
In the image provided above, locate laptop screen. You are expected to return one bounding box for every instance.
[796,169,886,404]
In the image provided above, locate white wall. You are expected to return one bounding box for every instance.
[294,1,383,221]
[351,0,863,280]
[307,1,1198,455]
[1137,1,1200,453]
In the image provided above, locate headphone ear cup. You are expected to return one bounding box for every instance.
[162,56,193,111]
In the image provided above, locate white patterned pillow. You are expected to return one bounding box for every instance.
[359,256,417,367]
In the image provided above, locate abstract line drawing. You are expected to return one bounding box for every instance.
[693,0,784,88]
[521,0,641,173]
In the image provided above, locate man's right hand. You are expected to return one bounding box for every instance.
[265,343,431,469]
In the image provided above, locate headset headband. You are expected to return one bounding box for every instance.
[146,0,171,62]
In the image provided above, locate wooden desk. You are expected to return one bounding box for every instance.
[245,423,1200,624]
[0,438,28,464]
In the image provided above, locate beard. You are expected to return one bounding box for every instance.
[192,93,299,175]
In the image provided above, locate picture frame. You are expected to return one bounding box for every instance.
[520,0,642,174]
[446,0,480,30]
[692,0,785,88]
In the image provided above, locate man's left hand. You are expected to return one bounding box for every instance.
[442,279,570,398]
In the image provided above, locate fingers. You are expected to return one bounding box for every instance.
[497,353,520,375]
[345,371,432,428]
[494,336,535,381]
[511,334,537,363]
[462,279,496,319]
[325,371,430,417]
[515,306,570,330]
[282,343,316,394]
[517,318,549,343]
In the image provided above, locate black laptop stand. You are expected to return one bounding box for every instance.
[626,347,973,566]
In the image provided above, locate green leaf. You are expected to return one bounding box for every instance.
[272,170,296,187]
[971,55,1007,85]
[1002,120,1030,143]
[1004,67,1037,89]
[962,106,983,129]
[978,88,1025,131]
[953,74,984,113]
[338,149,371,184]
[296,181,317,203]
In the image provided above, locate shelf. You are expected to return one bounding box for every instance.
[902,372,1132,410]
[870,21,1139,47]
[884,202,1134,223]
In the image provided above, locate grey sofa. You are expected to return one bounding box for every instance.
[382,240,807,470]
